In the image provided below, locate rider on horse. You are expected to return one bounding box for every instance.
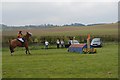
[17,31,25,45]
[17,31,23,38]
[9,31,32,55]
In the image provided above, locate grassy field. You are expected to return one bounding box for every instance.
[2,43,118,78]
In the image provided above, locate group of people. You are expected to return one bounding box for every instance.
[56,39,64,48]
[44,39,65,49]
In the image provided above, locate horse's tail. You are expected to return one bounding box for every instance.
[8,39,11,43]
[8,39,12,46]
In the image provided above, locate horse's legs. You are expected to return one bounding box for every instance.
[24,42,31,55]
[25,50,27,54]
[25,47,28,54]
[27,47,31,54]
[25,47,30,54]
[9,45,14,56]
[28,48,31,54]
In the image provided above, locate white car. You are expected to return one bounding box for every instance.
[68,40,80,44]
[65,40,80,48]
[91,38,102,47]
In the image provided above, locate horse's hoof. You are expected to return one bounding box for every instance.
[11,54,13,56]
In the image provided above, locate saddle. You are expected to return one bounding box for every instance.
[17,38,25,46]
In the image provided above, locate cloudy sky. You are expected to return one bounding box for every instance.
[1,0,118,26]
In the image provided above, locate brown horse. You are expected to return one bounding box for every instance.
[9,32,32,56]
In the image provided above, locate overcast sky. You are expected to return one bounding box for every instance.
[1,0,118,26]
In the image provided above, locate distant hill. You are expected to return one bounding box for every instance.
[63,23,85,26]
[1,22,117,30]
[1,23,85,28]
[87,23,109,26]
[0,24,7,28]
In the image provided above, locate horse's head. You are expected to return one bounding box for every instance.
[26,32,32,37]
[24,32,32,41]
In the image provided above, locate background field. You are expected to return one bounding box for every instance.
[3,23,118,37]
[2,43,118,78]
[2,23,118,47]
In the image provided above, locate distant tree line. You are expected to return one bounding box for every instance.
[1,22,116,29]
[2,35,118,47]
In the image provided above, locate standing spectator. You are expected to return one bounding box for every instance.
[60,40,64,48]
[45,40,49,49]
[68,40,72,45]
[56,39,60,48]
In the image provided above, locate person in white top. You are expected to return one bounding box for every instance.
[45,40,49,49]
[60,40,64,48]
[56,39,60,48]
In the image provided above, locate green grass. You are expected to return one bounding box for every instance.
[2,43,118,78]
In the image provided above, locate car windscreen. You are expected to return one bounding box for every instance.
[72,40,79,43]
